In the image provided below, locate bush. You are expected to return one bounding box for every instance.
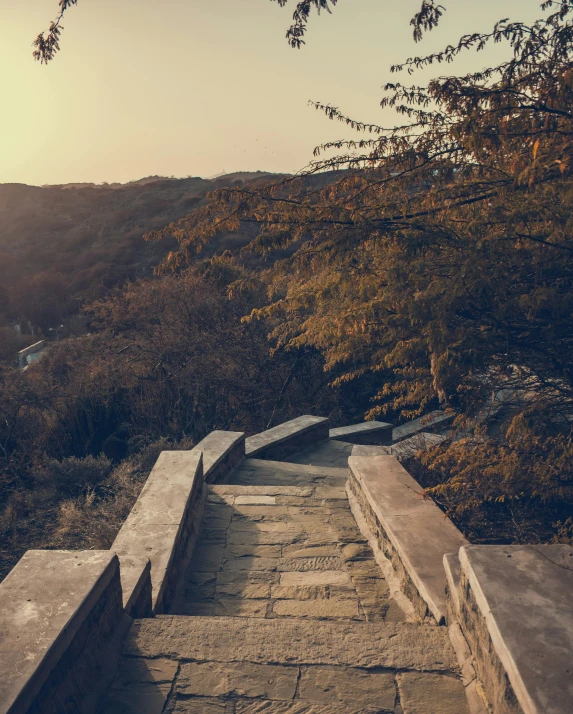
[44,455,112,496]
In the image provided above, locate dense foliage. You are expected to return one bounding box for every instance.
[148,1,573,539]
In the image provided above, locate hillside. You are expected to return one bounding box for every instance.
[0,172,276,359]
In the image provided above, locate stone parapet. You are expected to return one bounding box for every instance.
[112,450,204,613]
[0,550,125,714]
[451,545,573,714]
[329,420,393,445]
[245,415,330,460]
[392,410,454,442]
[347,454,467,624]
[191,430,245,483]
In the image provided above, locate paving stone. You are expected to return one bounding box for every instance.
[397,672,470,714]
[177,661,298,699]
[341,544,373,561]
[299,666,396,709]
[277,557,344,573]
[217,571,279,585]
[231,521,303,533]
[270,585,331,600]
[183,582,216,601]
[279,571,351,587]
[211,485,314,497]
[227,530,300,545]
[272,599,360,619]
[234,495,278,505]
[102,657,178,714]
[275,496,310,506]
[282,545,340,559]
[228,545,282,558]
[233,506,290,520]
[189,546,225,571]
[217,582,271,599]
[127,617,458,671]
[222,557,279,572]
[314,487,348,500]
[218,599,269,617]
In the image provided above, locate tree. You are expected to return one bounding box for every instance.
[33,0,444,63]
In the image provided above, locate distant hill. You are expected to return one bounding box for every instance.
[0,172,278,342]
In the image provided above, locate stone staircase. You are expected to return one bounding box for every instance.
[102,441,469,714]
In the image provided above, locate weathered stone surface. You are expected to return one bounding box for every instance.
[397,672,470,714]
[211,485,314,497]
[235,495,278,505]
[228,545,282,558]
[277,557,344,573]
[234,703,384,714]
[177,661,298,699]
[222,557,279,572]
[118,555,152,618]
[282,545,340,559]
[348,454,467,623]
[191,430,245,483]
[272,599,360,619]
[279,571,351,587]
[125,616,457,671]
[245,416,330,460]
[0,550,122,714]
[112,450,204,612]
[102,657,178,714]
[329,421,393,446]
[299,666,396,709]
[458,544,573,714]
[217,582,271,599]
[270,585,331,600]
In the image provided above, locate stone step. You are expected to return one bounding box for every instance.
[101,616,469,713]
[231,459,348,488]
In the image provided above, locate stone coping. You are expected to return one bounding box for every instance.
[459,544,573,714]
[112,450,203,613]
[329,421,393,445]
[245,415,330,459]
[348,454,467,624]
[191,430,245,483]
[117,555,152,618]
[0,550,119,714]
[392,411,454,442]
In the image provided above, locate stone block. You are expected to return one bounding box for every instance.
[177,661,298,699]
[329,421,393,446]
[457,544,573,714]
[279,571,351,587]
[397,672,469,714]
[190,430,245,484]
[272,599,360,618]
[299,666,396,708]
[118,555,152,618]
[112,450,203,613]
[0,550,122,714]
[348,454,467,623]
[125,616,458,671]
[245,416,330,460]
[234,495,277,505]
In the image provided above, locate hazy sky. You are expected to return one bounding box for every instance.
[3,0,544,185]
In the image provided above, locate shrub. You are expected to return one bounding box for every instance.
[43,454,112,496]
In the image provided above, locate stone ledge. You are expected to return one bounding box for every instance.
[0,550,122,714]
[392,411,454,442]
[456,544,573,714]
[245,416,330,460]
[118,556,152,618]
[329,421,393,446]
[191,430,245,483]
[348,455,467,624]
[112,450,204,614]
